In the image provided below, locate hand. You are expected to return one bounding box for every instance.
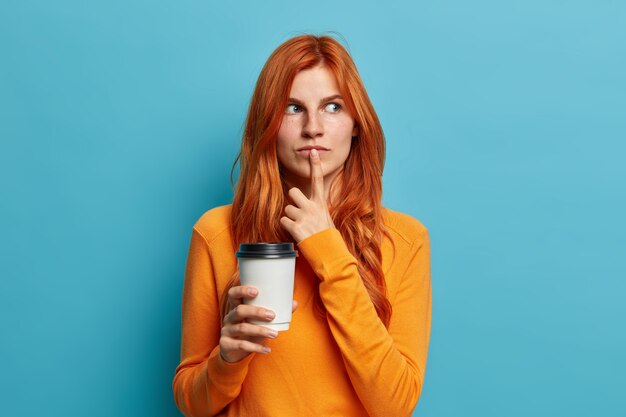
[220,285,298,363]
[280,149,335,243]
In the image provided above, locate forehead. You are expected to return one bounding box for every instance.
[289,65,340,99]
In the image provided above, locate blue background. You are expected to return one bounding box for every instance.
[1,1,625,416]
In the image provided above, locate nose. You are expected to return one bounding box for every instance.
[302,112,324,139]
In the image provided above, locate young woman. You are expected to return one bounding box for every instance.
[172,34,432,417]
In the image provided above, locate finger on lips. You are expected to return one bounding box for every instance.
[309,148,325,202]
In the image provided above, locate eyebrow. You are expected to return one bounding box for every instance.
[287,94,344,105]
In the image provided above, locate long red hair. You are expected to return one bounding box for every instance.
[226,34,392,326]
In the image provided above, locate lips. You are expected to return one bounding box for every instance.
[296,146,329,158]
[296,146,330,151]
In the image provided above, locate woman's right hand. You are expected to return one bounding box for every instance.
[219,285,298,363]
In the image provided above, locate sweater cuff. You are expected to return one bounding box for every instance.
[297,228,357,281]
[206,346,254,388]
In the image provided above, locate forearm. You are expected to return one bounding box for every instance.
[173,346,254,417]
[320,270,424,416]
[298,228,431,417]
[173,227,252,416]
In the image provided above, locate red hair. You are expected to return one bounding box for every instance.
[226,34,392,326]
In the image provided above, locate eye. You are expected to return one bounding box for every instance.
[324,102,341,113]
[286,104,302,114]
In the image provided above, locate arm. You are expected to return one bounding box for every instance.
[280,150,432,415]
[297,226,432,417]
[172,228,254,417]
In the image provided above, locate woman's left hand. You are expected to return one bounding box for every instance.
[280,149,335,243]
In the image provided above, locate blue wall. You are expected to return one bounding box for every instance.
[1,1,625,416]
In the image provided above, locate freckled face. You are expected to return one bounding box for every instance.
[276,65,358,189]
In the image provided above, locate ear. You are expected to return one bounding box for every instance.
[352,123,359,137]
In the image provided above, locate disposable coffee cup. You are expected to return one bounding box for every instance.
[236,242,297,331]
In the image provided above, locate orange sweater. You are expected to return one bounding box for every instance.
[172,205,432,417]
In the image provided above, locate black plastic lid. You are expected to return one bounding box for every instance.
[236,242,296,259]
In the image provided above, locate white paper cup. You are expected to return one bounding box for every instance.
[236,242,296,331]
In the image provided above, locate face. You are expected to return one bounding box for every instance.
[276,65,358,193]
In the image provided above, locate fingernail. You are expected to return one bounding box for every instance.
[265,310,275,320]
[262,347,271,354]
[267,330,278,339]
[311,148,318,157]
[248,288,258,296]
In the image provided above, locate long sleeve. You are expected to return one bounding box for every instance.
[297,226,432,417]
[172,227,254,417]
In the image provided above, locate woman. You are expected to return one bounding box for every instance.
[172,34,432,417]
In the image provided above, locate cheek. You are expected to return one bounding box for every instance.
[276,142,290,167]
[332,122,355,152]
[278,116,298,134]
[326,115,355,138]
[276,143,299,171]
[276,127,290,158]
[336,142,352,165]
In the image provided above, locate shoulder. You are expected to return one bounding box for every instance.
[192,204,233,246]
[382,207,429,247]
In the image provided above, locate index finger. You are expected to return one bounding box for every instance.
[309,148,325,203]
[227,285,259,307]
